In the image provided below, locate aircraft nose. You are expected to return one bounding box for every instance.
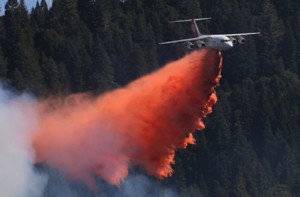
[227,41,233,48]
[221,41,233,51]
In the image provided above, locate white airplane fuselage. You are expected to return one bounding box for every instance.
[202,35,233,50]
[185,35,234,51]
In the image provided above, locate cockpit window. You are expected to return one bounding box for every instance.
[221,39,231,43]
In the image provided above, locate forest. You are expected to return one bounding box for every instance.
[1,0,300,196]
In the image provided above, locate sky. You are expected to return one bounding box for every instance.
[0,0,52,15]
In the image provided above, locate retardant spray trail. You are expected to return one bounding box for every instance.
[33,49,222,187]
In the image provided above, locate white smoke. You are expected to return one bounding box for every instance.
[118,175,178,197]
[0,85,47,197]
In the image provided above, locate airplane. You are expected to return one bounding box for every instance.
[159,17,260,51]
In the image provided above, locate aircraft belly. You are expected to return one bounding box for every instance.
[206,42,219,50]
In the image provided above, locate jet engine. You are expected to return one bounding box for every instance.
[230,37,237,44]
[238,36,246,44]
[195,40,206,48]
[185,41,194,49]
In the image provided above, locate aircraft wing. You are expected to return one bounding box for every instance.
[159,35,211,45]
[220,32,260,37]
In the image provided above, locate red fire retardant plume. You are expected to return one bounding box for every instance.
[32,49,222,187]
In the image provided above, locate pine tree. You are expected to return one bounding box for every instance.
[0,45,7,78]
[4,0,44,94]
[88,38,114,92]
[257,0,284,76]
[31,0,49,29]
[93,0,113,50]
[0,16,7,78]
[39,53,62,94]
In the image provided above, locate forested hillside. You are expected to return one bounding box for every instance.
[1,0,300,196]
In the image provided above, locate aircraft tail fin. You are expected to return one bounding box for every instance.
[170,17,211,37]
[169,17,211,23]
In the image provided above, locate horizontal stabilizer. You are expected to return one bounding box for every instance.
[170,17,211,23]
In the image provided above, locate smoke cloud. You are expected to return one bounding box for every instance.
[0,85,46,197]
[114,174,178,197]
[32,49,222,187]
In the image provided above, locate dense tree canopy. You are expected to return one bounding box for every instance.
[0,0,300,196]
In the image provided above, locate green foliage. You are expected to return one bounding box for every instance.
[0,0,300,196]
[0,18,7,78]
[88,38,114,92]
